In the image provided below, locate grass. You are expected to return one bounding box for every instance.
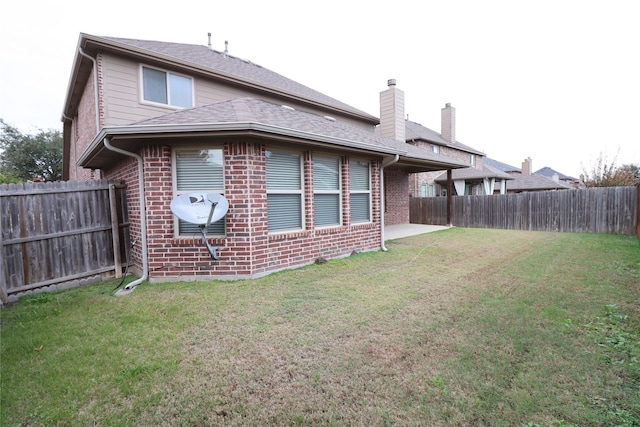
[1,228,639,426]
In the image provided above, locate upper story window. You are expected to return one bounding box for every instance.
[313,155,341,227]
[470,154,476,166]
[142,66,193,108]
[432,145,440,154]
[266,150,304,233]
[349,159,371,223]
[173,149,225,237]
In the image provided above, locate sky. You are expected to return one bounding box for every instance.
[1,0,638,178]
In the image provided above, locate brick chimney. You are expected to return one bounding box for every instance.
[379,79,405,142]
[441,103,456,143]
[522,157,532,175]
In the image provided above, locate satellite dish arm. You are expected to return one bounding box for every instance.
[199,225,221,260]
[206,201,217,227]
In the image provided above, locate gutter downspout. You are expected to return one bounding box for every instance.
[103,137,148,295]
[380,154,400,252]
[77,48,100,134]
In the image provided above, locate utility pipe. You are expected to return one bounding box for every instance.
[379,154,400,252]
[103,137,148,295]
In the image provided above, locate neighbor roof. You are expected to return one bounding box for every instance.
[405,120,484,156]
[434,163,514,182]
[79,97,470,173]
[506,174,573,191]
[484,157,521,173]
[535,166,578,181]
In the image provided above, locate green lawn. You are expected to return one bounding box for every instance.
[1,228,639,426]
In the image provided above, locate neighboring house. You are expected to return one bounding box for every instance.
[487,157,574,193]
[406,104,512,196]
[61,34,468,282]
[483,157,521,175]
[535,166,582,188]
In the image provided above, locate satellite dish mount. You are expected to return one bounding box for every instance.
[199,200,221,260]
[170,193,229,261]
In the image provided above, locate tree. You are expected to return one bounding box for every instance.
[0,119,63,182]
[580,151,640,187]
[0,173,21,184]
[614,163,640,186]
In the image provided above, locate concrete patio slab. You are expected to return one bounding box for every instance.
[384,223,451,241]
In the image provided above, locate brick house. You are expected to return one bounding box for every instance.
[61,34,467,284]
[406,103,513,196]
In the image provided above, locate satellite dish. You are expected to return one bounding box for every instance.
[170,192,229,226]
[170,193,229,260]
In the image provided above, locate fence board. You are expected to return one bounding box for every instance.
[410,186,638,236]
[1,180,129,303]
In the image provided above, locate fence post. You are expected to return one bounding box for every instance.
[636,184,640,239]
[109,184,123,278]
[447,169,453,226]
[0,189,6,305]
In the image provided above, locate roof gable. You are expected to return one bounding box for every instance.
[535,166,577,181]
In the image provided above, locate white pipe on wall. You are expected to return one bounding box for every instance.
[103,137,149,295]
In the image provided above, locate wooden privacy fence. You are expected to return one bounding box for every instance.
[0,180,129,303]
[410,186,639,236]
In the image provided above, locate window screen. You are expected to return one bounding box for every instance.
[266,150,303,232]
[175,149,225,235]
[142,66,193,108]
[349,160,371,223]
[313,155,340,227]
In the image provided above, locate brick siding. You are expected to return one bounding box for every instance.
[384,168,410,225]
[105,141,392,281]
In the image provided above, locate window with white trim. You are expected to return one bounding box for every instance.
[173,149,225,236]
[349,159,371,223]
[266,150,303,232]
[142,66,193,108]
[470,154,476,166]
[313,155,341,227]
[432,145,440,154]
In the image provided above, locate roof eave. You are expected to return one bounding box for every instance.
[78,122,403,168]
[78,122,469,172]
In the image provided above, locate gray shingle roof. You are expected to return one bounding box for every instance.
[133,97,462,165]
[484,157,521,173]
[405,120,484,155]
[101,36,377,123]
[506,174,573,191]
[434,163,514,182]
[535,166,578,181]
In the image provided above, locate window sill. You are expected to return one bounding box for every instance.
[171,236,226,246]
[268,230,311,241]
